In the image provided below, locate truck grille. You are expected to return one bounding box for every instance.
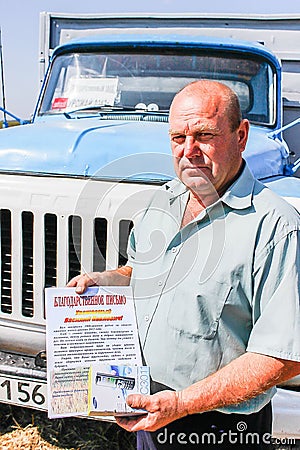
[0,208,132,319]
[0,173,157,358]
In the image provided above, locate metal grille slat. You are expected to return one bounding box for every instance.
[11,211,23,318]
[56,215,68,288]
[106,219,120,271]
[33,213,45,320]
[22,211,34,317]
[80,218,94,274]
[0,209,12,313]
[68,215,82,280]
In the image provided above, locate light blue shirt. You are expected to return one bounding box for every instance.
[128,163,300,414]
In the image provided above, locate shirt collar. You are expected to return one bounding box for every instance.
[166,162,255,210]
[165,178,189,205]
[221,162,255,210]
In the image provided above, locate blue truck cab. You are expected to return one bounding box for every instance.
[0,27,299,439]
[2,31,300,192]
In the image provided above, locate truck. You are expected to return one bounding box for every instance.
[0,12,299,443]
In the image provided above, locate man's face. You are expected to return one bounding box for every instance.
[169,92,249,198]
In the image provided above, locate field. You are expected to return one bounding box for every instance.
[0,403,135,450]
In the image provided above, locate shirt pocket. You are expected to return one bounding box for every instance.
[167,278,232,340]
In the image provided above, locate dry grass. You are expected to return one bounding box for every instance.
[0,120,20,128]
[0,404,135,450]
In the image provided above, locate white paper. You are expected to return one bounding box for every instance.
[66,77,119,109]
[45,286,143,418]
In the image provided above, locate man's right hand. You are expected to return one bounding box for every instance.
[67,272,101,294]
[67,266,133,294]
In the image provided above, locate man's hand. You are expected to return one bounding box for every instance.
[116,354,300,433]
[66,266,133,293]
[116,390,187,432]
[67,272,101,294]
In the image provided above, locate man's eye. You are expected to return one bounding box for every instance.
[196,133,214,141]
[172,135,186,144]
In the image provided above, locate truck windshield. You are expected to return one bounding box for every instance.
[39,51,275,125]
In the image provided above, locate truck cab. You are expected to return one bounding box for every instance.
[0,24,299,440]
[34,32,288,180]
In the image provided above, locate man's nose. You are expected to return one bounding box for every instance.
[184,136,202,158]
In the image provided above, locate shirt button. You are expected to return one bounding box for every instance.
[171,247,177,253]
[144,315,150,322]
[158,281,163,286]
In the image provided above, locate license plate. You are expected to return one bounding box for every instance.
[0,375,47,410]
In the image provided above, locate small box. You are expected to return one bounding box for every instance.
[88,364,150,416]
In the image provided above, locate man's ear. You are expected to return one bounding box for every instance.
[238,119,250,153]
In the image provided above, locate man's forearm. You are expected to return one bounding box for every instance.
[94,266,132,286]
[118,352,300,432]
[102,266,132,286]
[177,352,300,416]
[67,266,132,293]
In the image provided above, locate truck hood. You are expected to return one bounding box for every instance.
[0,115,286,182]
[0,116,174,182]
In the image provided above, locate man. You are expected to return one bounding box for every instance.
[68,80,300,449]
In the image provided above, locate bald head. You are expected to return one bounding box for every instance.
[170,80,242,132]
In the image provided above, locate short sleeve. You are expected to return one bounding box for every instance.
[247,230,300,361]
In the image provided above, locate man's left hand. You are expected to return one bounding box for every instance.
[115,390,187,432]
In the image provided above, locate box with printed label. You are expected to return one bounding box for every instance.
[88,364,150,416]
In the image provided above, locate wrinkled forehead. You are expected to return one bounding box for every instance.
[169,92,226,125]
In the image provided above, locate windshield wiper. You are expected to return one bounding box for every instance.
[64,104,168,119]
[64,105,143,118]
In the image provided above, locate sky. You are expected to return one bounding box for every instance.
[1,0,300,118]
